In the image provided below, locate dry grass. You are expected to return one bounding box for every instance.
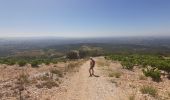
[140,85,157,97]
[110,79,119,87]
[97,58,110,67]
[15,73,30,100]
[108,71,121,78]
[50,69,63,77]
[129,94,136,100]
[39,74,50,81]
[167,91,170,97]
[30,78,38,84]
[0,60,73,100]
[17,73,30,85]
[139,75,147,80]
[36,72,60,89]
[36,80,59,89]
[65,60,84,72]
[0,93,3,99]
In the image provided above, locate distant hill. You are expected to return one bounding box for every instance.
[1,36,170,57]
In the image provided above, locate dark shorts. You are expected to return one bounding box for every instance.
[90,65,94,69]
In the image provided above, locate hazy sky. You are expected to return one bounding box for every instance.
[0,0,170,37]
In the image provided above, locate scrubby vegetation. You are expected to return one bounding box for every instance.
[139,75,147,80]
[30,60,39,68]
[142,67,161,82]
[106,54,170,81]
[65,60,84,72]
[66,50,79,59]
[36,80,59,89]
[109,71,121,78]
[0,56,65,67]
[121,61,134,70]
[18,60,27,67]
[128,94,135,100]
[17,73,30,85]
[50,69,63,77]
[140,85,157,97]
[16,73,30,100]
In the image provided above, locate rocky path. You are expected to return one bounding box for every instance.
[54,60,124,100]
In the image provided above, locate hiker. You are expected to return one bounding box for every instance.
[89,57,95,77]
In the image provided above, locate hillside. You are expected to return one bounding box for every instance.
[0,57,170,100]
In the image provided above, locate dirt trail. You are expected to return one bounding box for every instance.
[54,60,125,100]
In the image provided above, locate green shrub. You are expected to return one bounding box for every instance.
[121,61,134,70]
[107,54,170,75]
[51,60,58,64]
[31,61,39,68]
[7,60,16,65]
[66,50,79,59]
[44,61,50,65]
[142,67,161,82]
[140,85,157,97]
[50,69,63,77]
[2,59,16,65]
[18,60,27,67]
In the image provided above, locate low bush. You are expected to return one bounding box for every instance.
[50,69,63,77]
[0,56,66,67]
[66,50,79,59]
[8,61,16,65]
[129,94,135,100]
[109,71,121,78]
[142,67,161,82]
[66,61,82,72]
[1,59,16,65]
[107,54,170,78]
[31,61,39,68]
[108,72,114,77]
[38,74,50,81]
[36,80,59,89]
[139,75,147,80]
[17,73,30,85]
[140,85,157,97]
[121,61,134,70]
[18,60,27,67]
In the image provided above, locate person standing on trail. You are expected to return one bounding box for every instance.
[89,57,95,77]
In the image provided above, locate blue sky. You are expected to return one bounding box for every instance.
[0,0,170,37]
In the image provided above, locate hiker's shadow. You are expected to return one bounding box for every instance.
[93,74,100,77]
